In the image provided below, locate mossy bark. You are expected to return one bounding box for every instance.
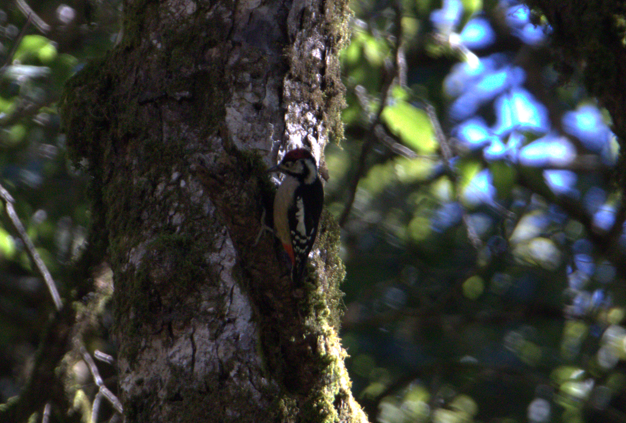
[60,0,366,421]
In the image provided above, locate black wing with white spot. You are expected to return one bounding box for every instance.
[287,178,324,282]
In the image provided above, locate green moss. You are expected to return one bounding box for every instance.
[310,211,346,330]
[146,234,209,289]
[58,8,232,373]
[59,56,111,165]
[258,211,353,421]
[112,231,218,365]
[301,391,339,423]
[59,0,357,417]
[125,233,212,318]
[118,0,158,49]
[282,0,351,145]
[324,0,352,143]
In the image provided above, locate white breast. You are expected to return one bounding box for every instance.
[273,175,299,246]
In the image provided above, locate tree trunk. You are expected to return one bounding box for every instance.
[523,1,626,179]
[60,0,367,421]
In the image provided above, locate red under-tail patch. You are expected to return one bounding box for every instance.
[283,243,295,265]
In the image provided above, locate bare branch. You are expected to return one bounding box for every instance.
[0,307,75,423]
[0,96,58,129]
[91,392,102,423]
[0,14,31,78]
[13,1,50,34]
[80,346,123,415]
[422,102,483,249]
[0,183,62,310]
[41,403,51,423]
[94,350,115,365]
[339,0,404,226]
[516,168,626,278]
[100,387,123,415]
[81,346,103,386]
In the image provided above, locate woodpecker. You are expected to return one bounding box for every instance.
[269,148,324,283]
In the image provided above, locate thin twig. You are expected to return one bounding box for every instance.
[100,387,123,415]
[0,95,58,129]
[516,168,626,278]
[373,124,432,159]
[0,183,62,310]
[0,14,32,78]
[81,346,103,386]
[339,0,404,226]
[422,101,483,249]
[353,85,432,160]
[94,350,115,365]
[0,306,75,423]
[81,346,123,414]
[13,1,50,34]
[42,403,51,423]
[91,392,102,423]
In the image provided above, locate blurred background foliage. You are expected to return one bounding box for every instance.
[1,0,626,422]
[332,0,626,422]
[0,0,118,420]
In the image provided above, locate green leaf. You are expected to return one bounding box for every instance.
[14,35,54,63]
[512,237,562,271]
[408,215,430,242]
[362,33,389,67]
[519,341,542,366]
[394,156,435,183]
[390,85,410,101]
[361,382,387,399]
[0,97,13,113]
[489,160,517,199]
[457,157,482,195]
[0,228,15,259]
[463,275,484,300]
[382,101,436,153]
[518,165,552,196]
[362,162,395,196]
[401,17,420,42]
[552,365,585,384]
[353,354,376,377]
[509,210,547,244]
[1,124,27,147]
[38,43,58,63]
[341,36,363,66]
[461,0,482,14]
[450,394,478,416]
[460,0,483,26]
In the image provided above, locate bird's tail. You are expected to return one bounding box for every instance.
[292,258,306,284]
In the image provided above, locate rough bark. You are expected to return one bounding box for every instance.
[523,1,626,176]
[60,0,366,421]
